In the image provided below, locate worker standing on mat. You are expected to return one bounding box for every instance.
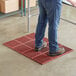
[35,0,76,56]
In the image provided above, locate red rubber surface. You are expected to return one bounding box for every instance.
[3,33,73,65]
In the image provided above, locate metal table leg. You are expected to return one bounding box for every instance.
[21,0,24,16]
[27,0,30,32]
[24,0,26,16]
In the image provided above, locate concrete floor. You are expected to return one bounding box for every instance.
[0,4,76,76]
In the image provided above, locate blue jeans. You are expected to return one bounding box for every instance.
[35,0,62,53]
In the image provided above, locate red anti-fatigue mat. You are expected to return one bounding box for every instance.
[3,33,73,65]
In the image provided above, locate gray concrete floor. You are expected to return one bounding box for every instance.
[0,4,76,76]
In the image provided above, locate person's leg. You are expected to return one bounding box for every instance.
[35,0,47,48]
[45,0,62,53]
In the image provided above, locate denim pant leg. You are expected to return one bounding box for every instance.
[45,0,62,53]
[35,0,47,48]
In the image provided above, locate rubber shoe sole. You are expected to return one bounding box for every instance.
[35,42,47,52]
[48,48,65,56]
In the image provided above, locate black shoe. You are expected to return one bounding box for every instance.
[35,41,47,52]
[49,48,65,56]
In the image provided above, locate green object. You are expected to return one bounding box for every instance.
[24,0,26,16]
[0,0,26,18]
[0,10,21,19]
[0,0,25,18]
[21,0,24,16]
